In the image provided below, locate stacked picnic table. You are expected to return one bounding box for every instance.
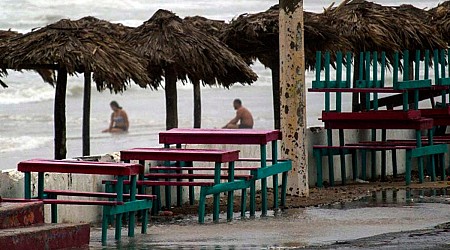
[4,129,292,245]
[309,50,450,187]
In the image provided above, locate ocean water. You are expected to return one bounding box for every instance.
[0,0,441,170]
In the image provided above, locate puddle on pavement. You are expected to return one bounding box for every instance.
[322,188,450,210]
[90,188,450,250]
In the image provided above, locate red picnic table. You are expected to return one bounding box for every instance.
[120,147,243,223]
[15,159,154,245]
[159,128,292,217]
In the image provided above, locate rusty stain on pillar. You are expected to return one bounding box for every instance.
[279,0,309,197]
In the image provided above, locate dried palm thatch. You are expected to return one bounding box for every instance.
[429,1,450,43]
[0,18,153,160]
[75,16,133,39]
[323,0,446,55]
[0,29,55,87]
[127,9,257,129]
[128,9,257,87]
[0,18,152,92]
[183,16,227,39]
[220,5,351,70]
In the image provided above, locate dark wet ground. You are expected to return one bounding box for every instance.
[89,189,450,249]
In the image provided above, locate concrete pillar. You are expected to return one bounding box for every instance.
[279,0,308,196]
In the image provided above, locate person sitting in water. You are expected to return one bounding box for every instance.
[102,101,129,133]
[222,99,254,129]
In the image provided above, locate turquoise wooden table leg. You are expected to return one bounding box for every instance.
[260,145,268,217]
[428,129,436,181]
[271,140,279,210]
[164,143,172,210]
[213,162,221,222]
[240,187,247,218]
[440,154,446,181]
[187,161,195,205]
[405,150,412,185]
[37,172,44,199]
[416,130,424,183]
[176,144,183,207]
[227,161,235,221]
[281,171,288,207]
[314,149,323,187]
[101,206,109,245]
[249,177,256,217]
[24,171,31,199]
[361,149,367,181]
[198,187,207,224]
[128,175,137,237]
[115,175,124,241]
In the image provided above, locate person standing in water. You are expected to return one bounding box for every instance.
[102,101,129,133]
[222,99,254,129]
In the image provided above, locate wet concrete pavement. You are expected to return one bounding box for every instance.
[89,189,450,249]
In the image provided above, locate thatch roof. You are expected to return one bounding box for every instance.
[75,16,133,39]
[0,29,56,87]
[0,18,153,92]
[322,0,446,55]
[183,16,227,39]
[220,5,352,69]
[429,1,450,43]
[127,9,257,87]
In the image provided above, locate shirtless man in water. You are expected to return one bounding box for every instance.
[222,99,254,129]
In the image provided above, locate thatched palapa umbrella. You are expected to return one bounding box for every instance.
[0,29,55,88]
[322,0,447,109]
[221,5,350,129]
[429,1,450,43]
[72,16,135,156]
[128,9,257,130]
[182,16,231,128]
[0,19,152,160]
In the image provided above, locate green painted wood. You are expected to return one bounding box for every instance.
[403,50,409,82]
[24,172,31,199]
[272,140,279,209]
[106,199,153,215]
[204,180,251,195]
[255,162,292,179]
[314,148,323,188]
[227,161,235,221]
[434,50,440,85]
[128,174,137,237]
[213,161,221,222]
[395,79,432,90]
[198,188,207,223]
[346,52,352,88]
[336,52,343,112]
[411,144,447,158]
[373,51,379,109]
[38,172,44,199]
[381,51,386,87]
[260,144,268,217]
[316,51,321,82]
[115,175,124,241]
[312,80,351,89]
[326,129,334,186]
[325,52,331,111]
[394,52,399,85]
[438,78,450,86]
[314,147,354,155]
[415,50,420,81]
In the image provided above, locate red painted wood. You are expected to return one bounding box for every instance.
[1,198,123,205]
[41,199,124,205]
[322,110,422,121]
[324,118,434,130]
[0,201,44,229]
[17,159,143,176]
[238,158,289,162]
[120,148,239,163]
[159,128,281,145]
[149,166,259,171]
[102,180,215,187]
[145,173,253,180]
[419,107,450,116]
[43,190,156,199]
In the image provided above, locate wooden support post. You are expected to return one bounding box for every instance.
[279,0,308,197]
[193,79,201,128]
[82,71,91,156]
[55,68,67,160]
